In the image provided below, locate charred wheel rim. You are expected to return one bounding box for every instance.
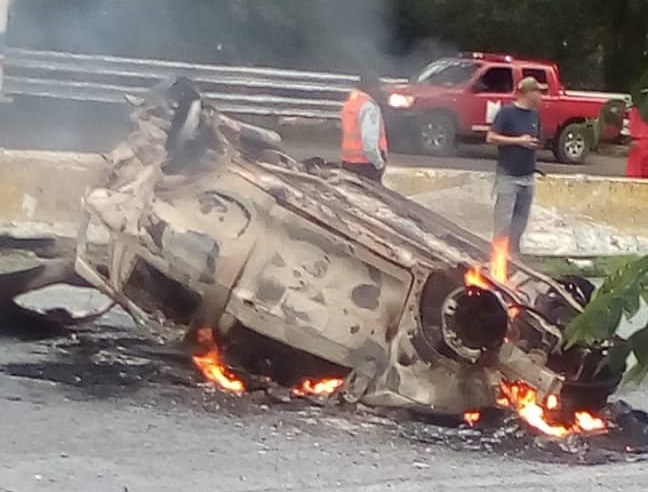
[415,269,508,364]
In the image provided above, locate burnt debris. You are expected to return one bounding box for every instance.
[0,77,634,433]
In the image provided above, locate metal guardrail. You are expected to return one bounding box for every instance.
[4,48,631,121]
[4,48,408,119]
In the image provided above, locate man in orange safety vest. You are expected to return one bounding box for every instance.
[340,73,388,183]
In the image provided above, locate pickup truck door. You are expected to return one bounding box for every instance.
[460,65,516,135]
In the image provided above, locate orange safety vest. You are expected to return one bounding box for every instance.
[341,90,388,164]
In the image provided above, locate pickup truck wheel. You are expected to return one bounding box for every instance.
[553,123,590,164]
[418,113,456,156]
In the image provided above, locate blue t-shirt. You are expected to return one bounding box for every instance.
[491,104,541,177]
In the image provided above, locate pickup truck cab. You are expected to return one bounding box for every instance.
[383,52,630,164]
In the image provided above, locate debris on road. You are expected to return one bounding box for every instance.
[402,400,648,465]
[2,288,647,465]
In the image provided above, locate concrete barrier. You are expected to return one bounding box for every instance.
[0,150,105,225]
[534,174,648,234]
[0,150,107,244]
[386,169,648,236]
[386,168,648,256]
[0,151,646,256]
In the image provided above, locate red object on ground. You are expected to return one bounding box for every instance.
[627,107,648,178]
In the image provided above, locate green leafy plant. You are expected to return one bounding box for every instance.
[564,255,648,384]
[632,68,648,123]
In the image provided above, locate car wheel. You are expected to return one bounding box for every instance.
[553,123,590,164]
[418,113,456,156]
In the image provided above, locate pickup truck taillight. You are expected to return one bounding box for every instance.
[388,93,415,109]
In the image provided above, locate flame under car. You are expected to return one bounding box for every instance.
[70,78,621,425]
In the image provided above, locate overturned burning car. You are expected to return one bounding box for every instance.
[3,78,624,433]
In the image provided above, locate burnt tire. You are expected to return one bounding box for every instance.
[414,268,507,364]
[418,112,457,156]
[553,123,590,164]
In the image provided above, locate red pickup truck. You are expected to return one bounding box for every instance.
[382,52,630,164]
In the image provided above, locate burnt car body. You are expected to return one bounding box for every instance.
[10,78,620,416]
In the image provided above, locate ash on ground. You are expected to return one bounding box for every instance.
[2,298,648,466]
[400,401,648,465]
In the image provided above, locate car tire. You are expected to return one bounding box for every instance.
[553,123,590,164]
[418,112,457,156]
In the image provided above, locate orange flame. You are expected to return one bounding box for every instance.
[463,411,481,427]
[464,267,490,289]
[545,394,559,411]
[291,377,344,397]
[574,411,606,431]
[192,328,245,395]
[490,236,509,283]
[498,381,606,438]
[508,306,520,319]
[464,237,509,290]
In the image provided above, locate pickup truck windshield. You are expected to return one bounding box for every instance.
[415,59,480,87]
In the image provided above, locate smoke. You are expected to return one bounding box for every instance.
[1,0,457,152]
[9,0,233,62]
[8,0,454,77]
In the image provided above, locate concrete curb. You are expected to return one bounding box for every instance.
[386,168,648,237]
[0,151,646,256]
[0,150,106,224]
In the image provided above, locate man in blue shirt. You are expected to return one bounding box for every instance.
[486,76,545,256]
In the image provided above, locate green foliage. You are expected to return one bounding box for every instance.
[392,0,646,91]
[564,255,648,384]
[521,255,639,279]
[632,68,648,123]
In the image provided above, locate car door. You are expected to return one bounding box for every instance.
[461,65,516,134]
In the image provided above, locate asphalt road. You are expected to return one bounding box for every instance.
[0,96,630,177]
[0,285,647,492]
[284,138,629,177]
